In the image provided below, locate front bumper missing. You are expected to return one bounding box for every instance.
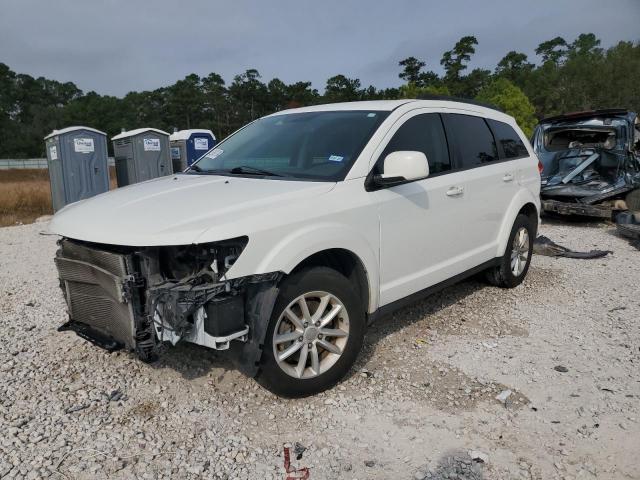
[55,239,282,373]
[55,241,137,349]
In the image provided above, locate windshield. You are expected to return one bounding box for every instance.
[191,110,389,181]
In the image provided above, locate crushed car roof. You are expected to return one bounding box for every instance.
[540,109,633,124]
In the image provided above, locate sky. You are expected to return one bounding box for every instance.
[1,0,639,97]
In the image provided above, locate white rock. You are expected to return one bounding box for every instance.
[495,389,512,403]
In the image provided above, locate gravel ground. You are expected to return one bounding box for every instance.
[1,219,639,479]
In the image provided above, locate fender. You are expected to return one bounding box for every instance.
[495,188,540,257]
[228,221,380,313]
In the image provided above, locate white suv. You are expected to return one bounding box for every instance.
[50,99,540,397]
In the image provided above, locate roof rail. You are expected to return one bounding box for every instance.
[416,94,503,113]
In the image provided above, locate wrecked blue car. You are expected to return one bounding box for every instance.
[532,109,640,218]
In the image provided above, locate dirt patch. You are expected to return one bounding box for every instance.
[349,354,529,412]
[124,400,160,421]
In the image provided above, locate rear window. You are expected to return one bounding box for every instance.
[487,119,529,158]
[542,127,618,152]
[378,113,451,175]
[442,114,498,168]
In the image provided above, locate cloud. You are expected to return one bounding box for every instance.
[0,0,638,96]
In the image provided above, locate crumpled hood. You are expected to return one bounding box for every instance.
[49,174,335,246]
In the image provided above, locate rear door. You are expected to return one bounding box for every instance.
[440,113,518,263]
[485,118,536,198]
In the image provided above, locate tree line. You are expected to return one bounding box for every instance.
[1,33,638,158]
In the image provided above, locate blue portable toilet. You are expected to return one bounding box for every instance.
[169,129,216,172]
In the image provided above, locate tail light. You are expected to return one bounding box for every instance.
[537,159,544,175]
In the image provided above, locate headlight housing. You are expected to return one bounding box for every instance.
[157,236,248,283]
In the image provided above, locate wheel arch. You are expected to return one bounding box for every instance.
[496,190,540,257]
[290,248,371,317]
[518,202,539,237]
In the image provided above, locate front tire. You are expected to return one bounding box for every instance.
[256,267,365,397]
[485,214,534,288]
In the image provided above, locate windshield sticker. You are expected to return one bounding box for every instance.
[207,148,224,159]
[328,155,344,162]
[194,138,209,150]
[143,138,161,151]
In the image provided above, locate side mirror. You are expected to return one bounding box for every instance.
[375,151,429,187]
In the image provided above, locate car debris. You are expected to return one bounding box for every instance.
[293,442,307,460]
[532,109,640,219]
[615,211,640,250]
[469,450,489,464]
[107,389,124,402]
[65,404,90,414]
[533,235,611,258]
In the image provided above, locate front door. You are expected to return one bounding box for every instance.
[371,111,472,306]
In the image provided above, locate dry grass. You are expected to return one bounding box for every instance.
[0,169,52,227]
[0,167,117,227]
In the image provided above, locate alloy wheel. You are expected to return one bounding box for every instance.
[272,291,350,379]
[510,227,530,276]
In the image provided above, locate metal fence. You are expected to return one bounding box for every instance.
[0,158,116,170]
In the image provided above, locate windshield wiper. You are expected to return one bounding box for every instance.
[187,165,225,174]
[229,165,283,177]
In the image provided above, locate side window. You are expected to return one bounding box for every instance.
[376,113,451,175]
[487,119,529,159]
[442,114,498,168]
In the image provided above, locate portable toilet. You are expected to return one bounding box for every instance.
[111,128,172,187]
[169,129,216,172]
[44,126,110,212]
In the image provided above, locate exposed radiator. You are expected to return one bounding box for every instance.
[55,240,136,348]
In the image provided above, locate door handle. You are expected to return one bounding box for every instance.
[502,173,514,182]
[446,186,464,197]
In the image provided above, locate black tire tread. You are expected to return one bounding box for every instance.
[255,266,365,398]
[485,214,534,288]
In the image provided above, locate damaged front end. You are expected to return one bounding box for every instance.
[55,237,281,376]
[533,109,640,218]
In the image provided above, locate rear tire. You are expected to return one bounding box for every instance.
[256,267,365,397]
[485,214,534,288]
